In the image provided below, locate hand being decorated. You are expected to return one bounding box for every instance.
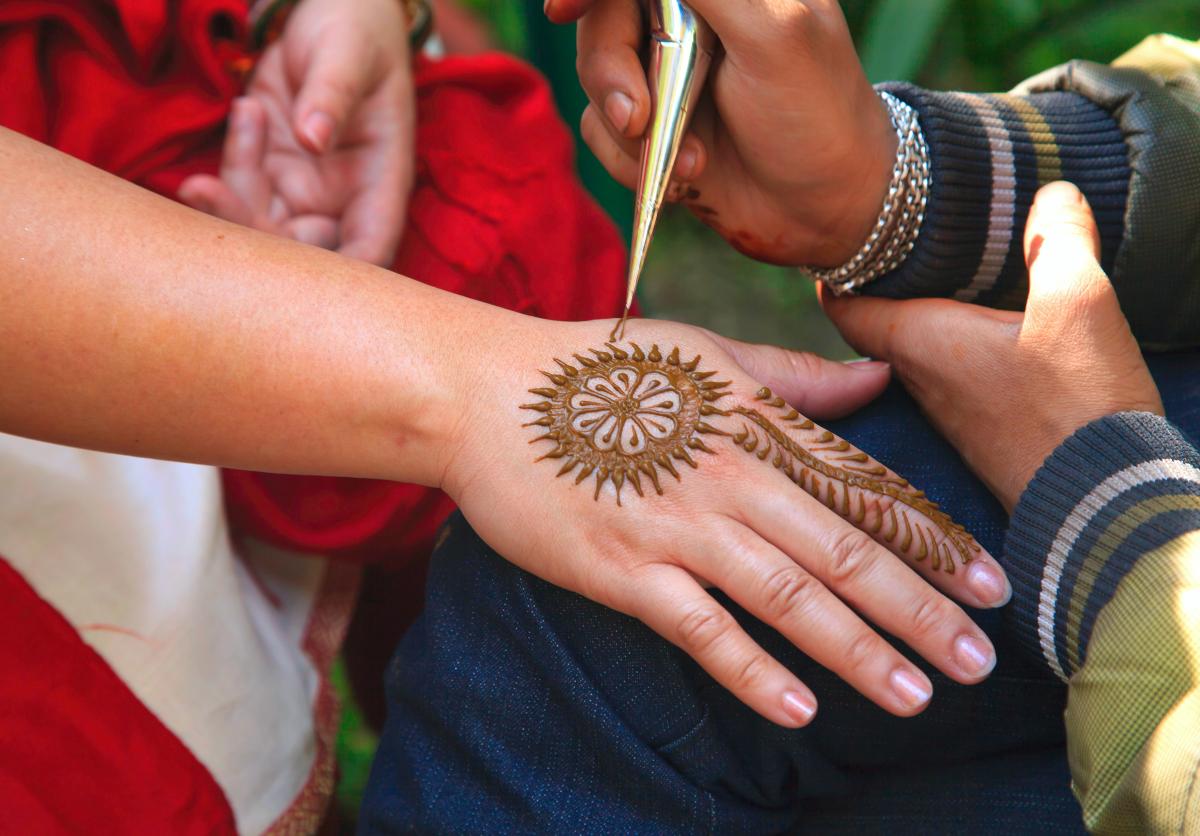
[179,0,416,265]
[444,319,1011,728]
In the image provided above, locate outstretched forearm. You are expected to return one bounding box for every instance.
[0,126,500,486]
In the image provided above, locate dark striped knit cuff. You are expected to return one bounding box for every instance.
[1004,412,1200,682]
[867,83,1130,309]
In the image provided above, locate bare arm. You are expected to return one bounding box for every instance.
[0,126,1014,729]
[0,126,479,486]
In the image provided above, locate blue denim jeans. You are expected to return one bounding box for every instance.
[360,353,1200,835]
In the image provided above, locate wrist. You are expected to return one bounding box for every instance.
[803,92,929,290]
[807,95,899,268]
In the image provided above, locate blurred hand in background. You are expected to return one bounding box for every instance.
[179,0,416,266]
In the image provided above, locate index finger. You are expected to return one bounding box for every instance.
[575,0,650,140]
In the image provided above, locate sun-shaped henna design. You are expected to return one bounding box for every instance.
[520,342,729,503]
[522,342,981,572]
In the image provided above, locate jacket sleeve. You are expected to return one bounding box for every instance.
[1003,412,1200,833]
[869,35,1200,351]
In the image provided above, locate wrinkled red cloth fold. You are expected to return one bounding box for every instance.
[0,0,628,826]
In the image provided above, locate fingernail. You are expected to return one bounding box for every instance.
[782,691,817,726]
[678,145,699,178]
[890,669,932,710]
[967,561,1011,607]
[845,359,890,372]
[953,635,996,678]
[1038,180,1086,207]
[302,111,336,152]
[604,91,634,134]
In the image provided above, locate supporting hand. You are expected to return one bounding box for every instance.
[444,319,1011,727]
[179,0,415,265]
[547,0,894,267]
[823,182,1164,512]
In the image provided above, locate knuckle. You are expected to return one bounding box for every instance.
[907,595,954,643]
[675,604,733,655]
[760,565,820,619]
[824,529,878,586]
[731,651,774,693]
[777,3,818,39]
[788,350,827,387]
[842,630,882,675]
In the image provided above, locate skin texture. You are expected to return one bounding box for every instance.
[178,0,415,265]
[525,343,980,571]
[495,323,1012,729]
[823,182,1165,512]
[0,127,1009,730]
[546,0,896,266]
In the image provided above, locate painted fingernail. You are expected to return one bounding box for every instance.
[967,561,1011,607]
[302,111,336,152]
[846,359,890,372]
[953,635,996,678]
[782,691,817,726]
[890,669,932,710]
[604,91,634,134]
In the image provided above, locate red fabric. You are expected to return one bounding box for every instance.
[0,0,631,814]
[223,54,629,572]
[0,556,237,834]
[0,0,627,578]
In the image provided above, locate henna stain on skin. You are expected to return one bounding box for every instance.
[523,342,982,573]
[521,342,728,503]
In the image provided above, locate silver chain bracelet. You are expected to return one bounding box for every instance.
[806,91,931,295]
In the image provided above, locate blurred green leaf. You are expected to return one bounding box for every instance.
[860,0,952,82]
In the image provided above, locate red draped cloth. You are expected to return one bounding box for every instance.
[0,0,628,829]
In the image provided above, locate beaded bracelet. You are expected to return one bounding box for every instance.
[806,91,931,295]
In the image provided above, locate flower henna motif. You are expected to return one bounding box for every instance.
[520,342,729,503]
[522,342,980,572]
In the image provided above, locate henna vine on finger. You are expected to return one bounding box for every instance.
[522,343,981,572]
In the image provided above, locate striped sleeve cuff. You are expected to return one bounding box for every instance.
[868,83,1130,309]
[1004,412,1200,682]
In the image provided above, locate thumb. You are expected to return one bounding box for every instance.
[292,27,374,154]
[1023,181,1109,323]
[713,335,891,421]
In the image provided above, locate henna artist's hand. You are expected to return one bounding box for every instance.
[823,182,1164,512]
[443,320,1011,728]
[546,0,894,267]
[179,0,415,265]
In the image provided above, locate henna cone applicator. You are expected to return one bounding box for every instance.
[611,0,716,341]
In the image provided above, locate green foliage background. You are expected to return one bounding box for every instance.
[334,0,1199,825]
